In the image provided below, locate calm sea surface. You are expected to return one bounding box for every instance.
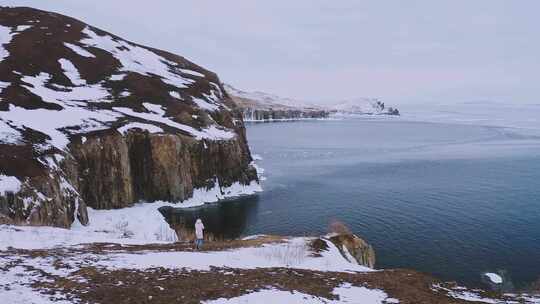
[168,118,540,289]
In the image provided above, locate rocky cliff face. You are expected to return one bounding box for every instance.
[330,233,376,268]
[242,108,329,121]
[0,7,258,228]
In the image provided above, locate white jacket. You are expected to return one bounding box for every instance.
[195,219,205,239]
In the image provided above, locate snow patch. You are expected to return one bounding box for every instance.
[484,272,503,284]
[0,25,14,60]
[71,204,178,243]
[333,283,397,304]
[203,288,329,304]
[250,162,265,181]
[250,154,265,181]
[64,42,96,58]
[112,104,235,140]
[119,90,130,97]
[0,80,9,91]
[80,27,193,89]
[0,103,119,150]
[58,58,85,86]
[0,175,21,194]
[117,122,163,135]
[0,120,22,144]
[170,179,262,208]
[449,291,498,303]
[1,67,122,150]
[109,74,125,81]
[201,125,235,140]
[0,265,72,304]
[192,96,219,111]
[21,71,110,104]
[14,25,32,32]
[89,237,372,273]
[0,225,166,251]
[241,234,267,241]
[169,91,181,99]
[341,245,357,264]
[203,283,394,304]
[179,69,205,78]
[433,284,500,304]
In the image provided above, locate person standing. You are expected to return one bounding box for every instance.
[194,218,205,250]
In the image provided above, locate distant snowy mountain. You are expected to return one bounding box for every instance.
[224,84,328,121]
[329,98,400,116]
[225,84,399,120]
[224,84,320,110]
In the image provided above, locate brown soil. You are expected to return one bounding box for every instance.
[3,237,528,304]
[30,266,476,304]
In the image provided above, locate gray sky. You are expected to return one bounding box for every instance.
[4,1,540,104]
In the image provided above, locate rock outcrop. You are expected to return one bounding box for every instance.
[0,7,258,228]
[329,233,376,268]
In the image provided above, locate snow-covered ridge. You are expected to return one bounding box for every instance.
[225,84,400,121]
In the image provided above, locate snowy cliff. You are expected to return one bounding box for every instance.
[0,7,260,228]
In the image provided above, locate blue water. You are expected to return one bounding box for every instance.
[171,118,540,289]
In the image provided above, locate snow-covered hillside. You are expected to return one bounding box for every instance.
[0,10,235,150]
[224,84,318,110]
[0,7,259,229]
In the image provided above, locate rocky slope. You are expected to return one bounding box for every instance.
[225,84,399,121]
[0,7,259,228]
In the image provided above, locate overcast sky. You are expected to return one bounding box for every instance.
[4,1,539,104]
